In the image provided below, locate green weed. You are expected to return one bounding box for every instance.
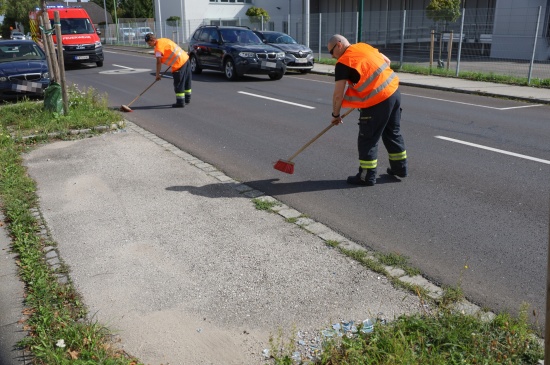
[253,198,279,211]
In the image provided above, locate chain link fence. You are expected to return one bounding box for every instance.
[98,6,550,84]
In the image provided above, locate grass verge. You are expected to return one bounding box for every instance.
[310,304,542,365]
[252,200,543,364]
[0,87,141,364]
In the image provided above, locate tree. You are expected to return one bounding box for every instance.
[426,0,461,25]
[245,6,269,24]
[0,0,40,39]
[118,0,154,19]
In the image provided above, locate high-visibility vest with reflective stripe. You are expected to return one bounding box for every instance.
[339,43,399,109]
[155,38,188,71]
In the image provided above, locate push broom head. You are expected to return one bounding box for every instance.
[120,105,133,112]
[273,159,294,174]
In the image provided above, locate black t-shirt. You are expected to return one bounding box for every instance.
[335,62,360,84]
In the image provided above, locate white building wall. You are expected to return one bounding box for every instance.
[492,0,548,60]
[153,0,291,42]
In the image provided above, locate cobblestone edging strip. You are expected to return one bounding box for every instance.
[124,120,493,319]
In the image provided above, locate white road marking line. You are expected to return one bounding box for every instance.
[290,76,332,84]
[112,64,135,70]
[238,91,315,109]
[435,136,550,165]
[100,64,153,75]
[403,93,541,110]
[497,105,542,110]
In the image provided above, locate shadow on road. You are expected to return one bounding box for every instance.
[166,174,403,198]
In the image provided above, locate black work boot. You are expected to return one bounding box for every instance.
[347,168,376,186]
[172,100,184,108]
[387,167,407,178]
[185,95,191,104]
[387,159,408,178]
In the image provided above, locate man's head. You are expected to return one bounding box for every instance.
[327,34,350,59]
[144,33,156,46]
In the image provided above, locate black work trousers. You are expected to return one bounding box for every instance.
[357,88,407,183]
[172,60,192,103]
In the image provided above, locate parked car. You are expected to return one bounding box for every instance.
[135,26,152,38]
[10,31,26,40]
[119,27,136,40]
[0,40,50,100]
[188,25,286,80]
[254,31,314,73]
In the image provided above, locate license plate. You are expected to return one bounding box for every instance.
[295,58,307,63]
[261,61,276,69]
[75,55,89,60]
[12,80,44,93]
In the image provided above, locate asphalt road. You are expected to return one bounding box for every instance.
[64,48,550,326]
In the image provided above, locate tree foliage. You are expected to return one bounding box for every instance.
[426,0,461,23]
[166,16,180,26]
[0,0,40,39]
[118,0,154,19]
[245,6,270,23]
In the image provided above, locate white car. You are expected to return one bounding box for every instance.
[10,32,26,40]
[135,27,152,38]
[119,27,136,40]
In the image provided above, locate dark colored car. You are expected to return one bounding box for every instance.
[0,40,50,100]
[254,31,314,73]
[188,25,286,80]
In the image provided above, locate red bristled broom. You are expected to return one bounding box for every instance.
[274,108,355,174]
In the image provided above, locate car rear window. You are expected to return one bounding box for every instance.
[219,29,262,44]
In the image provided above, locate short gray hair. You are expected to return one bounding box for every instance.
[328,34,350,47]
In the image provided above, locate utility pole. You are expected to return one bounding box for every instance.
[103,0,109,44]
[358,0,364,42]
[113,0,118,42]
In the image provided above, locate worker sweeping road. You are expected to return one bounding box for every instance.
[327,34,408,186]
[145,33,192,108]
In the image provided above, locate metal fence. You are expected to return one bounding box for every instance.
[99,7,550,83]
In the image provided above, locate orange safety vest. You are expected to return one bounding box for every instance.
[339,43,399,109]
[155,38,189,71]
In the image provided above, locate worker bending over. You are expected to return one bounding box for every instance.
[145,33,191,108]
[328,34,408,186]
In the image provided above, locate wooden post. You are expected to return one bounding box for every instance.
[430,30,434,70]
[54,11,69,115]
[41,12,60,83]
[438,32,443,66]
[447,30,453,70]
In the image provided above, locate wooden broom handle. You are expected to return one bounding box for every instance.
[127,65,173,108]
[288,108,355,162]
